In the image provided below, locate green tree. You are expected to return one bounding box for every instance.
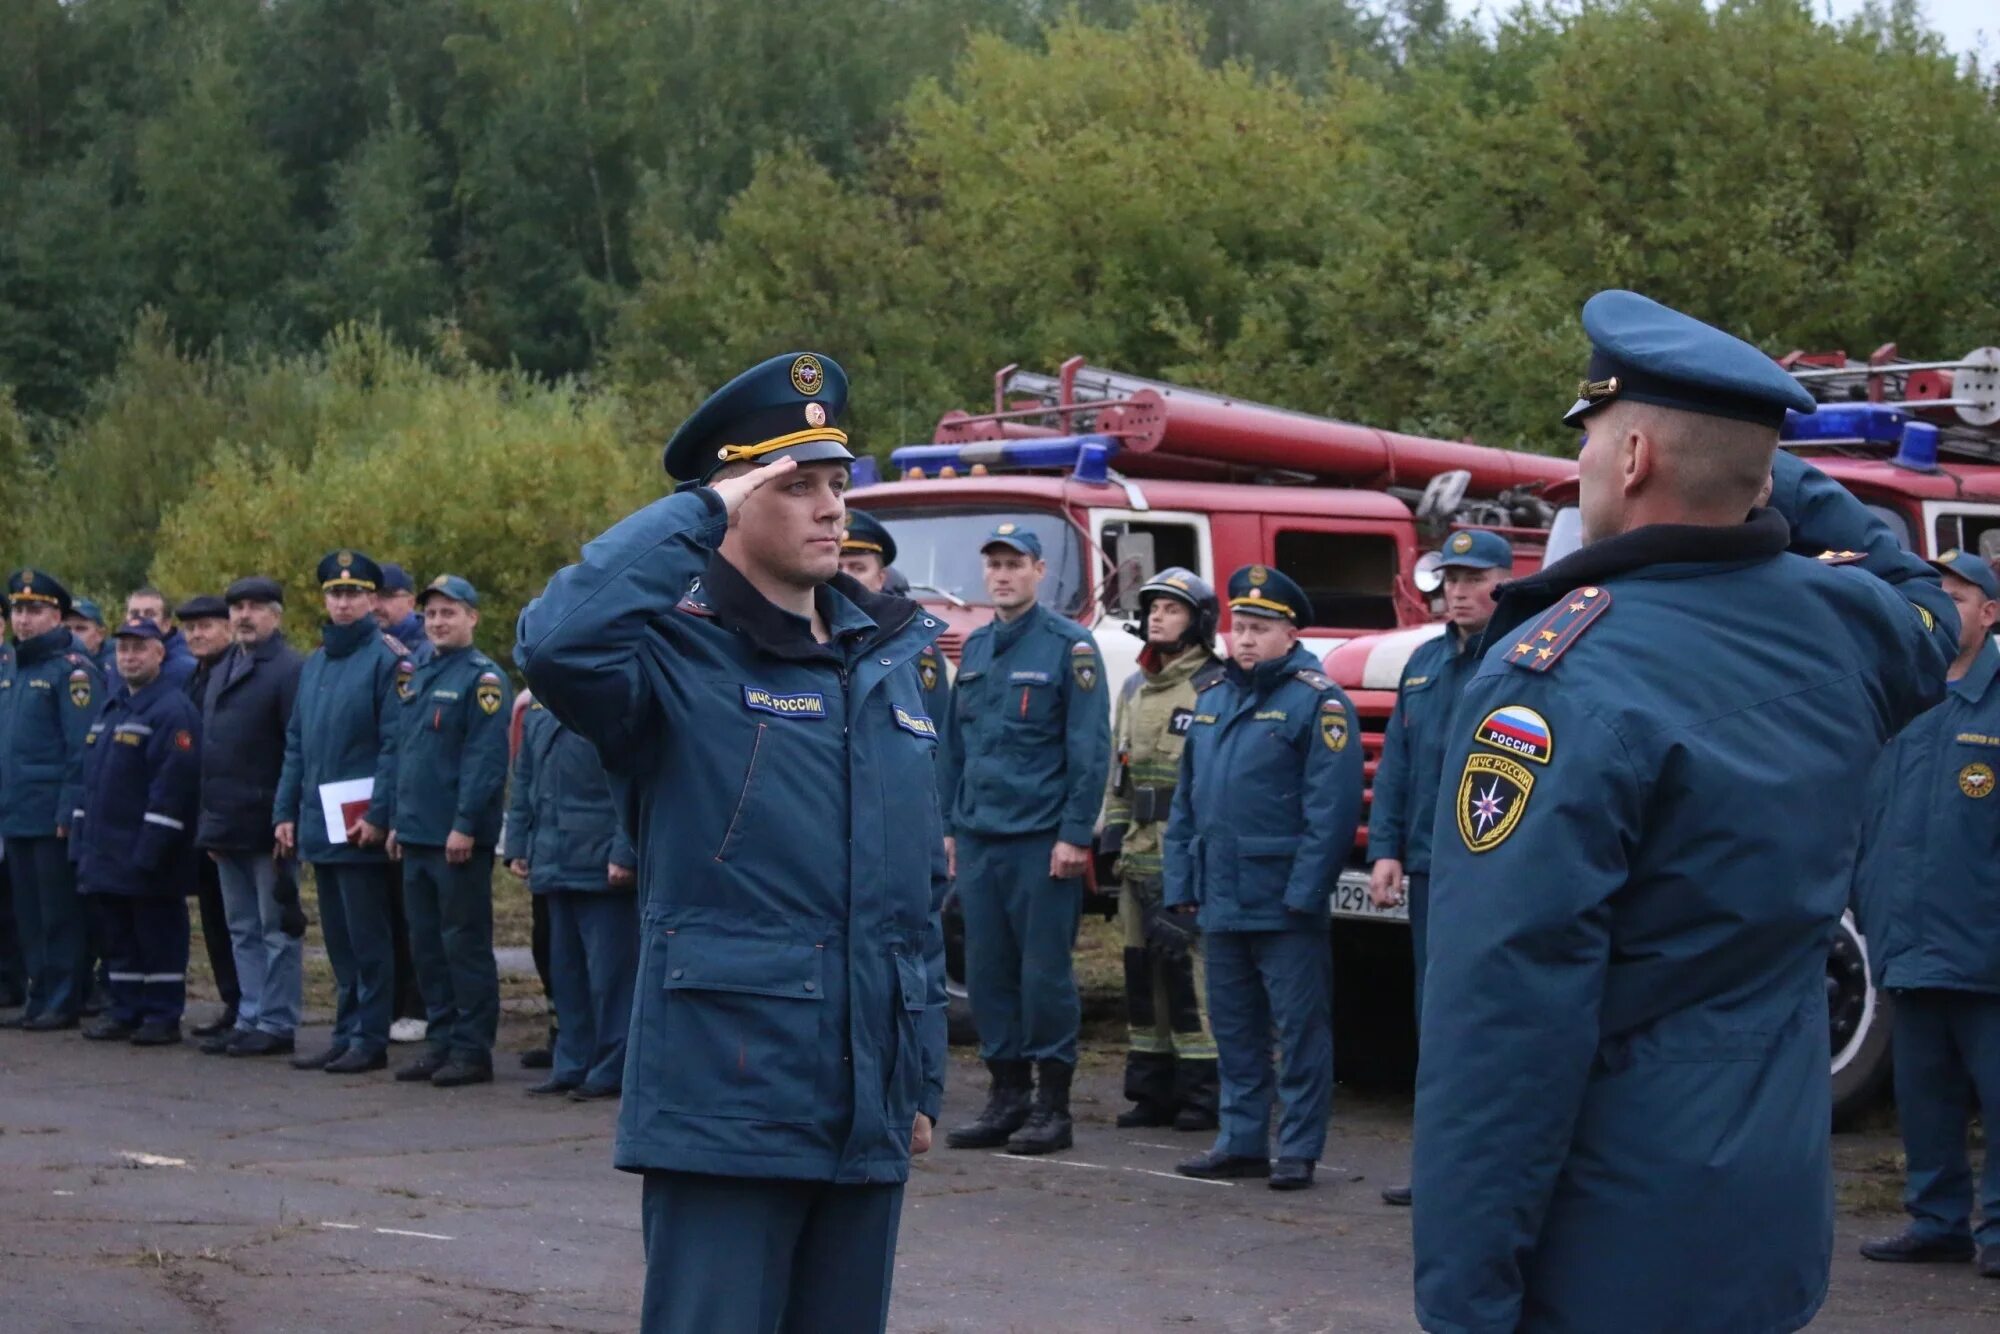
[309,113,452,341]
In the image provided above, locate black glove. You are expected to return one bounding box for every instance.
[274,863,308,939]
[1143,903,1197,963]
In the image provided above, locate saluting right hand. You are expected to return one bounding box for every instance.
[710,456,798,515]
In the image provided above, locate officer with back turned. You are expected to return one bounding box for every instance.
[1852,549,2000,1280]
[274,550,408,1075]
[0,570,104,1031]
[1411,291,1960,1334]
[939,523,1111,1157]
[517,351,947,1333]
[1166,566,1361,1191]
[387,575,509,1088]
[1366,528,1511,1208]
[1099,568,1223,1132]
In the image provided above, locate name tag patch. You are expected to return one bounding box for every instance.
[1009,670,1051,685]
[1254,709,1289,722]
[893,706,937,739]
[742,686,827,719]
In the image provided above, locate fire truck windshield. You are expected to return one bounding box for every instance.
[857,507,1088,616]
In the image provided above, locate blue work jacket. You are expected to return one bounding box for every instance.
[0,628,103,839]
[1162,643,1363,932]
[73,674,202,896]
[391,644,510,848]
[1852,636,2000,995]
[938,601,1111,845]
[502,701,637,893]
[516,488,950,1185]
[1366,625,1483,874]
[272,617,406,864]
[1411,452,1958,1334]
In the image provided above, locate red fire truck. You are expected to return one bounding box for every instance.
[844,360,1573,1056]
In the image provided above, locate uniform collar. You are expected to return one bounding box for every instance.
[321,616,380,658]
[1142,644,1215,684]
[1228,642,1314,692]
[702,552,910,662]
[1950,637,2000,702]
[1505,508,1790,609]
[991,601,1045,651]
[120,672,172,709]
[16,625,75,664]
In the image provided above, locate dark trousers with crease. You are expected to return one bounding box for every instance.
[89,893,190,1027]
[640,1171,903,1334]
[1892,988,2000,1248]
[402,846,499,1062]
[6,836,87,1021]
[314,861,396,1057]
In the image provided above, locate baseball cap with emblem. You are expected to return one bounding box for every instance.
[840,510,898,566]
[72,598,107,626]
[417,574,480,609]
[980,522,1042,559]
[1436,530,1514,571]
[1227,565,1313,627]
[379,563,416,595]
[1930,549,2000,602]
[1565,290,1818,429]
[662,351,853,485]
[316,550,383,592]
[112,616,165,642]
[8,569,75,616]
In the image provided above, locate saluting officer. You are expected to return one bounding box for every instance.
[1412,291,1960,1334]
[839,509,952,723]
[274,550,408,1075]
[1166,566,1360,1191]
[503,694,640,1101]
[1366,528,1511,1208]
[74,617,202,1046]
[939,523,1111,1156]
[1853,549,2000,1279]
[1099,568,1223,1132]
[517,351,948,1333]
[387,575,509,1088]
[0,570,104,1031]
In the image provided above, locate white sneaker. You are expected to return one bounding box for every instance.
[389,1018,429,1043]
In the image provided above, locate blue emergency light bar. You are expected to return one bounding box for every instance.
[888,433,1121,484]
[1780,403,1908,445]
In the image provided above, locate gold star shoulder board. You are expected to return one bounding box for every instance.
[1292,668,1334,691]
[1505,586,1611,674]
[1815,549,1866,565]
[1192,661,1228,693]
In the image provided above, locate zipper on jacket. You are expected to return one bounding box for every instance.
[714,723,766,861]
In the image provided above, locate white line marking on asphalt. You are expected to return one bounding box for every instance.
[118,1151,189,1169]
[375,1227,455,1241]
[51,1190,74,1196]
[989,1154,1235,1187]
[1130,1141,1182,1151]
[320,1222,361,1230]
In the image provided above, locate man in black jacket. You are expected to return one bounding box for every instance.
[197,576,306,1058]
[177,594,241,1040]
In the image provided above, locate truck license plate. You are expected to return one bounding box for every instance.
[1330,870,1409,924]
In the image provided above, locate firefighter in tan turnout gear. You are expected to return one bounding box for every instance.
[1099,569,1222,1130]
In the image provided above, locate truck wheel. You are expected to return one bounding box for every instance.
[941,888,978,1046]
[1829,910,1893,1129]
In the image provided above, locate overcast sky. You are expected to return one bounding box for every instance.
[1449,1,1993,60]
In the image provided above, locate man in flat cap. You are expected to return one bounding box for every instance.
[274,551,409,1074]
[0,569,104,1030]
[1411,291,1962,1334]
[518,351,947,1333]
[198,577,307,1057]
[175,593,241,1041]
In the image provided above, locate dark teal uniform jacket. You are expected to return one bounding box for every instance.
[503,701,637,893]
[272,618,406,863]
[1853,635,2000,995]
[1161,644,1362,932]
[938,602,1109,845]
[1365,626,1480,875]
[0,629,103,838]
[1412,453,1958,1334]
[392,645,510,848]
[73,675,202,895]
[516,488,949,1184]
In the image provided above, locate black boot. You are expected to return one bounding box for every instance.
[1118,1045,1176,1128]
[1006,1060,1075,1156]
[944,1059,1033,1149]
[1171,1057,1219,1132]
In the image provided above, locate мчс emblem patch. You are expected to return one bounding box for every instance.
[1960,762,1994,798]
[918,651,940,693]
[396,659,416,701]
[1318,699,1349,752]
[1475,705,1552,764]
[1458,752,1534,852]
[1071,642,1098,691]
[68,669,91,709]
[475,672,504,716]
[742,685,828,718]
[893,705,937,739]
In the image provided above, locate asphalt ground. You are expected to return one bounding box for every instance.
[2,1008,1997,1333]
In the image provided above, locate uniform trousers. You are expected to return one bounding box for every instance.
[640,1171,903,1334]
[546,890,637,1091]
[1206,928,1333,1162]
[87,893,190,1027]
[1892,988,2000,1247]
[5,836,87,1021]
[955,830,1080,1065]
[0,858,22,1001]
[402,846,499,1062]
[314,860,396,1057]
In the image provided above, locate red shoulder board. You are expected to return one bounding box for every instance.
[1504,586,1611,673]
[381,633,410,656]
[1815,549,1866,565]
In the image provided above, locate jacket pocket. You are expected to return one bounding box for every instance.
[1234,834,1295,909]
[656,930,827,1123]
[712,724,767,862]
[886,951,928,1116]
